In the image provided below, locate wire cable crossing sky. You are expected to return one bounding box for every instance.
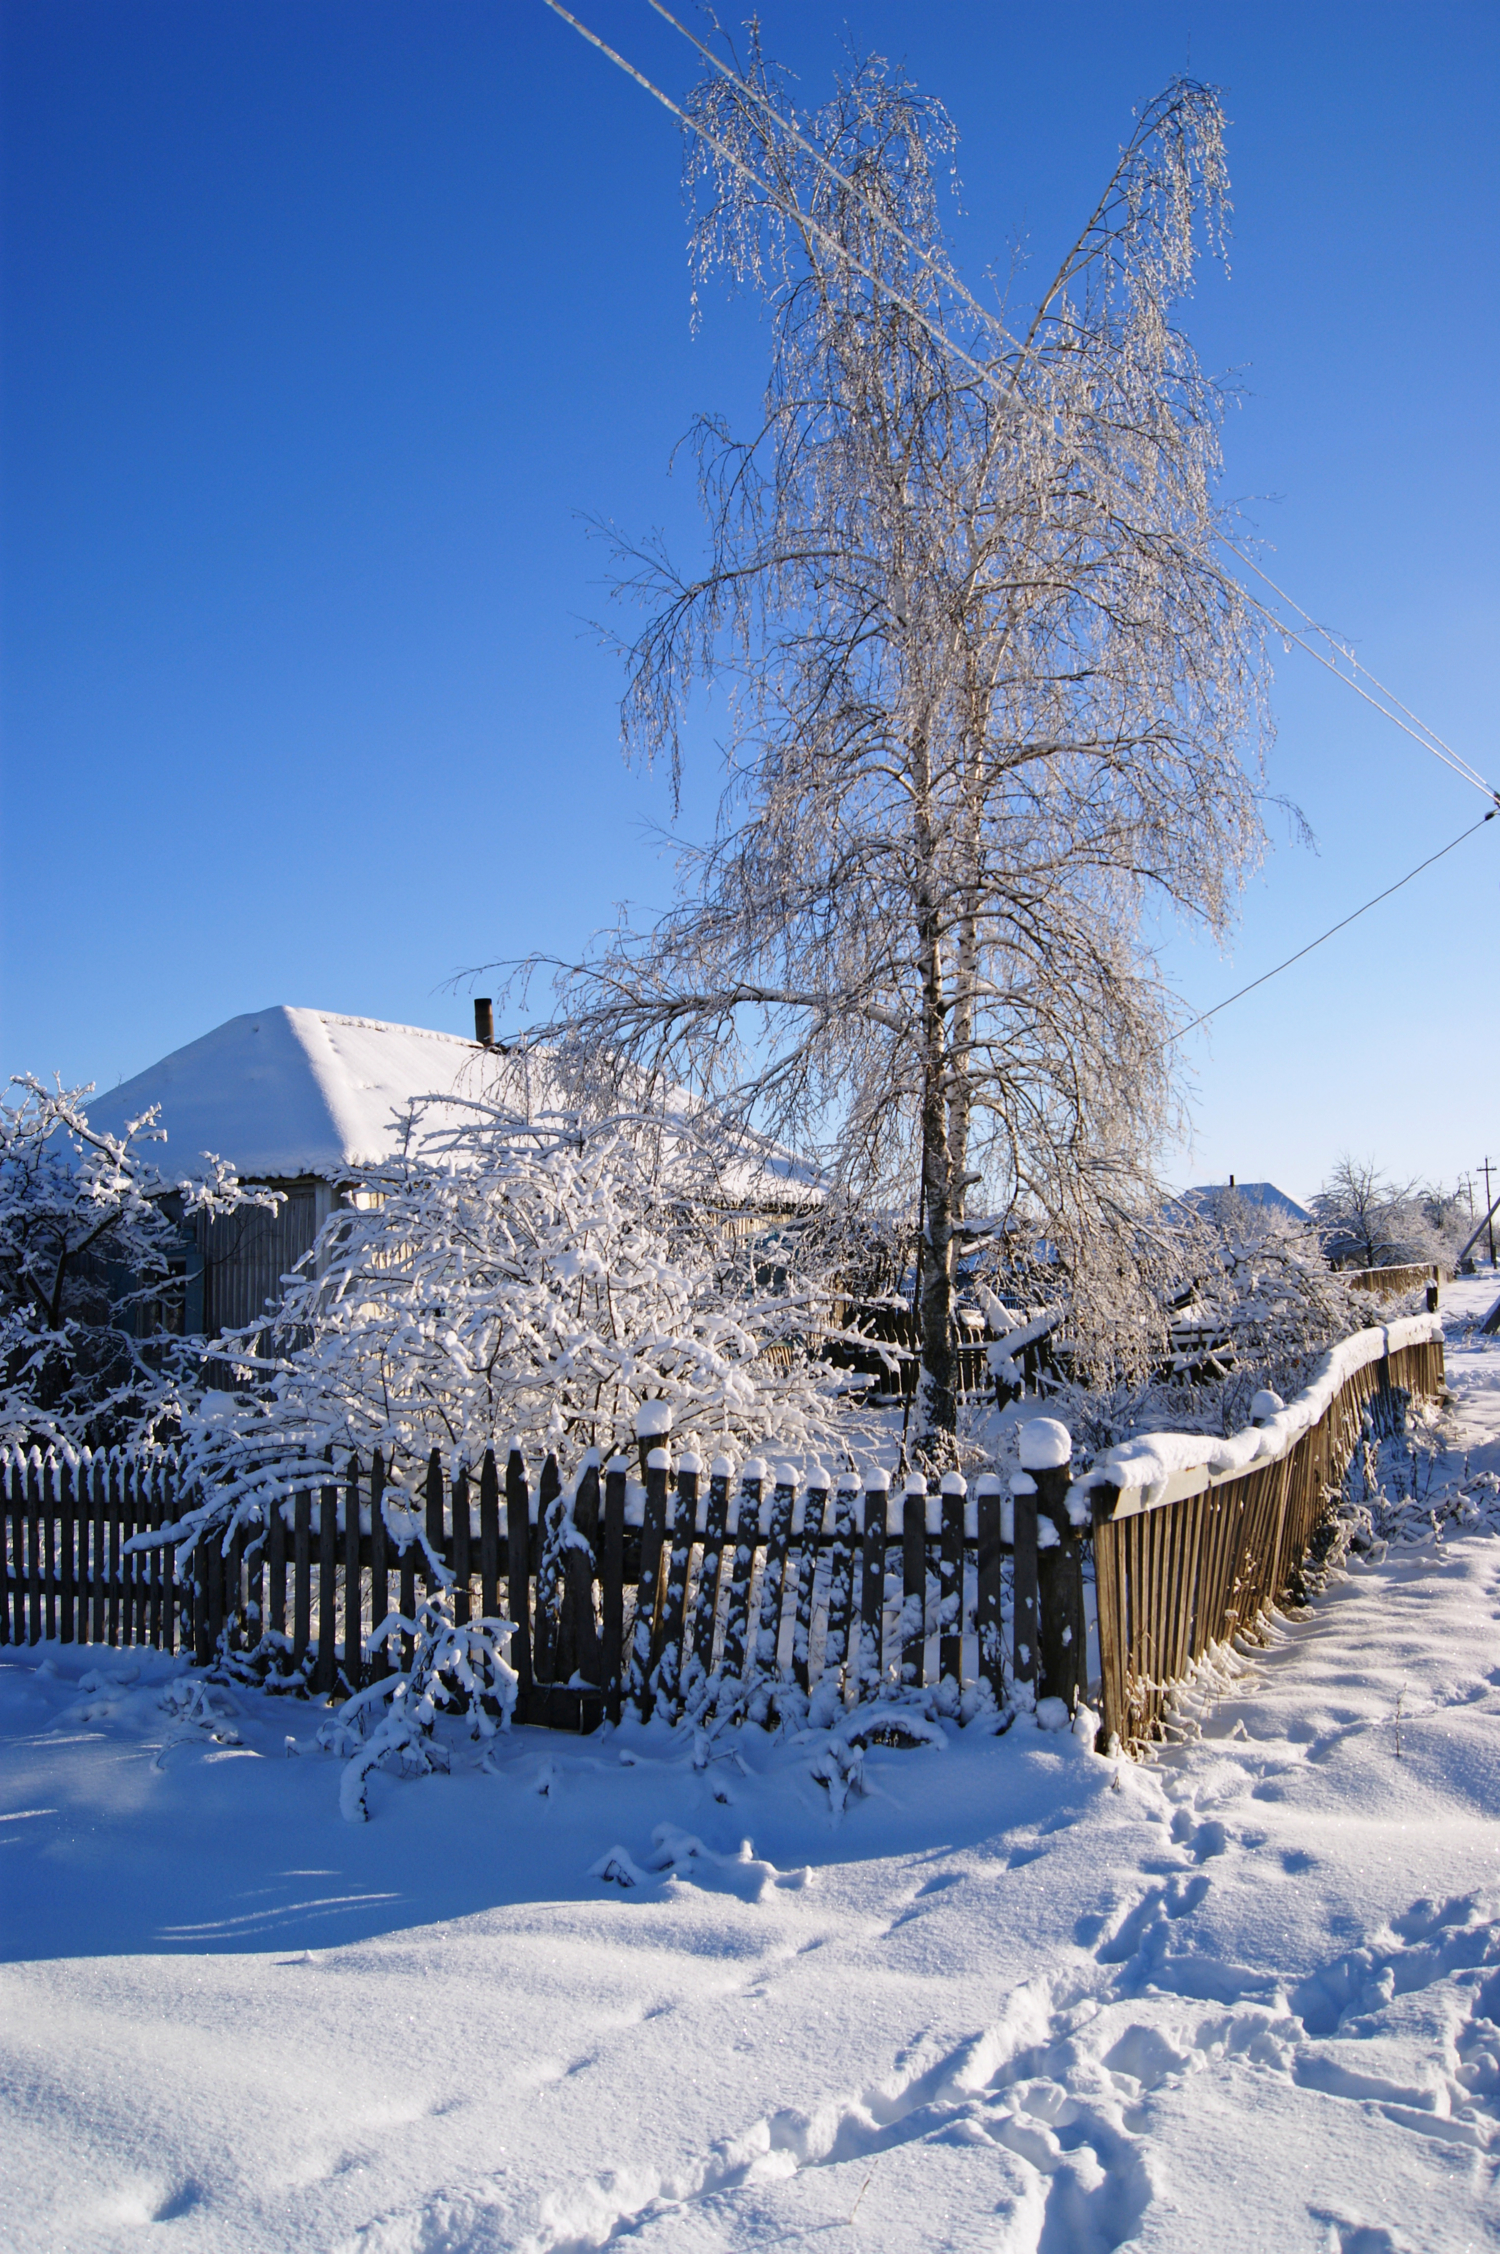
[551,0,1497,816]
[1,0,1494,1201]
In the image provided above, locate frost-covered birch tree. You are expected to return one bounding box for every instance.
[517,42,1269,1457]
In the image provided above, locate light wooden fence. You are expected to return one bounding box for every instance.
[1088,1319,1444,1752]
[1345,1262,1442,1303]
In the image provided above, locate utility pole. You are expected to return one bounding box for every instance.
[1484,1158,1498,1268]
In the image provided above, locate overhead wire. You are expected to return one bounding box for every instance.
[1172,808,1497,1043]
[544,1,1497,815]
[643,6,1500,811]
[538,0,1020,404]
[641,0,1027,363]
[1231,549,1496,805]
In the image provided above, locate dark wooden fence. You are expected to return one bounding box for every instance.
[1089,1321,1444,1753]
[1,1444,1015,1728]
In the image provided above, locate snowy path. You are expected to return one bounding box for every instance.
[3,1279,1500,2253]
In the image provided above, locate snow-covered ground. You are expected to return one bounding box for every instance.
[4,1277,1500,2254]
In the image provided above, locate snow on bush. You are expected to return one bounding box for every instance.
[159,1098,866,1567]
[1021,1193,1365,1475]
[318,1588,520,1822]
[0,1074,271,1451]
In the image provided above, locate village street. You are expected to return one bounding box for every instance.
[2,1278,1498,2254]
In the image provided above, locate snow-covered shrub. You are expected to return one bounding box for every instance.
[318,1589,520,1822]
[0,1075,269,1450]
[161,1098,863,1560]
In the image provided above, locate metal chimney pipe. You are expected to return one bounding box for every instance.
[473,997,494,1047]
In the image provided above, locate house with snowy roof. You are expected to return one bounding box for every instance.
[85,1006,517,1336]
[1179,1178,1314,1228]
[87,1003,819,1340]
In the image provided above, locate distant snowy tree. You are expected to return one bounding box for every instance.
[1313,1157,1447,1271]
[162,1097,865,1557]
[512,41,1270,1460]
[0,1075,267,1450]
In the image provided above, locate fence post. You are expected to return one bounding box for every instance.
[317,1472,338,1695]
[1090,1486,1126,1751]
[630,1420,672,1719]
[1028,1421,1084,1714]
[478,1448,501,1623]
[686,1455,733,1684]
[791,1467,829,1695]
[505,1443,533,1717]
[341,1456,363,1691]
[451,1462,471,1628]
[193,1536,211,1666]
[901,1473,927,1687]
[1011,1472,1038,1708]
[822,1473,859,1698]
[565,1452,603,1691]
[938,1471,965,1693]
[718,1461,763,1688]
[601,1455,627,1724]
[974,1474,1003,1708]
[367,1450,388,1677]
[58,1456,76,1646]
[857,1469,888,1701]
[532,1453,563,1690]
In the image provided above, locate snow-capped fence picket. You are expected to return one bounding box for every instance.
[1081,1314,1445,1754]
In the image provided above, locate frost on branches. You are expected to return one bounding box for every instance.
[0,1075,270,1451]
[164,1099,863,1564]
[518,43,1271,1459]
[1043,1192,1361,1465]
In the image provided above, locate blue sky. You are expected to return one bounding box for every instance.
[2,0,1495,1207]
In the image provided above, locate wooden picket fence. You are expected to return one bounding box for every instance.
[0,1320,1446,1747]
[1088,1322,1445,1752]
[0,1443,1013,1727]
[1345,1262,1442,1304]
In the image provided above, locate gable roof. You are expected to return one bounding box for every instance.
[85,1007,514,1180]
[1182,1181,1314,1227]
[84,1006,822,1206]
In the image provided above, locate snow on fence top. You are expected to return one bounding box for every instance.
[1018,1417,1072,1470]
[1070,1312,1443,1517]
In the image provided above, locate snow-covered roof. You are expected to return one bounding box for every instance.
[85,1005,823,1205]
[1181,1181,1313,1227]
[85,1007,515,1180]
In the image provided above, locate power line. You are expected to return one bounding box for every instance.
[545,1,1495,813]
[642,0,1027,363]
[1232,548,1497,805]
[1172,809,1496,1043]
[539,0,1021,406]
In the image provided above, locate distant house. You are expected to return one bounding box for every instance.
[1180,1179,1314,1228]
[87,1007,514,1338]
